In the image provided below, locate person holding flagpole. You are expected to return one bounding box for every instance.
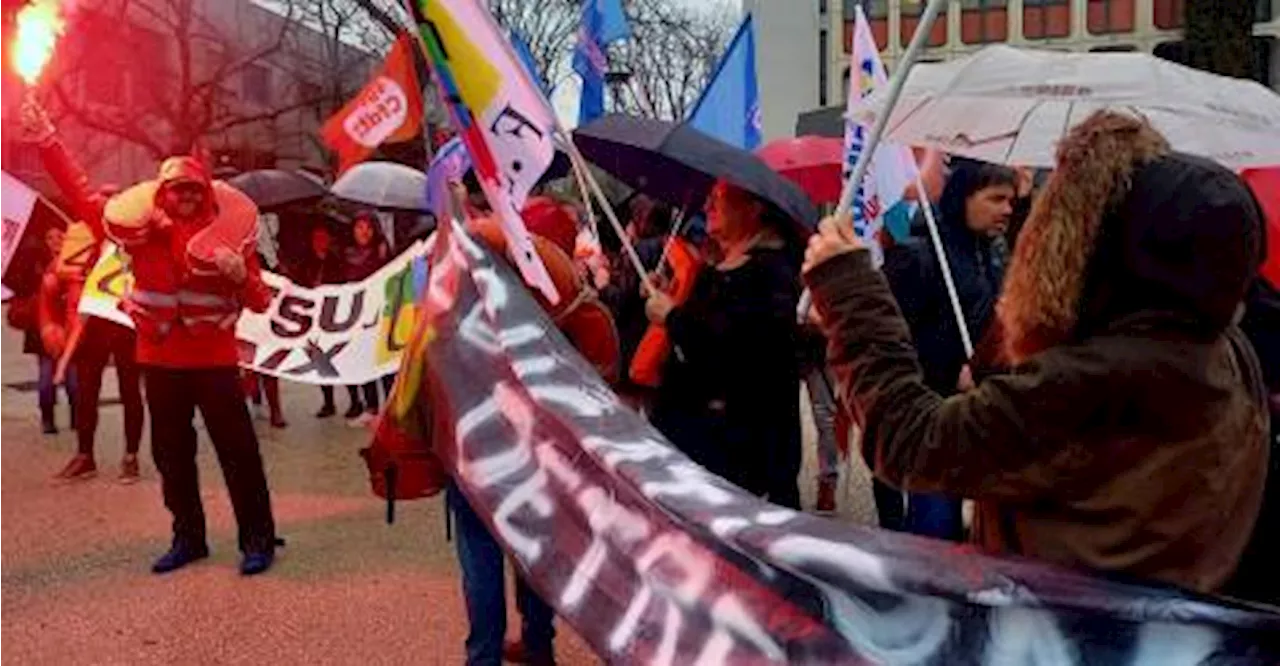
[21,99,147,484]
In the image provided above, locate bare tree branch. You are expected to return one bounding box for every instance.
[49,0,383,169]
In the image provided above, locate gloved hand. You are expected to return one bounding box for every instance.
[20,97,56,144]
[212,247,247,284]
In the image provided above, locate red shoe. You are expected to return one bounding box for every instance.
[54,454,97,482]
[503,639,556,666]
[269,412,288,429]
[816,478,837,514]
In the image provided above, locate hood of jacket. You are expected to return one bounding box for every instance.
[999,112,1263,363]
[154,156,216,221]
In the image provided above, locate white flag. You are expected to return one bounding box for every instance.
[844,7,921,265]
[420,0,562,303]
[2,171,40,277]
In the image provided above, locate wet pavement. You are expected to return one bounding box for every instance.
[1,322,877,665]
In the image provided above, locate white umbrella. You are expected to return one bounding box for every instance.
[852,45,1280,168]
[330,161,428,211]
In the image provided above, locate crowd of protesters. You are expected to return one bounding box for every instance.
[6,105,1278,665]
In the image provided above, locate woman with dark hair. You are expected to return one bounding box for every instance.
[879,158,1017,540]
[290,223,345,418]
[343,213,390,426]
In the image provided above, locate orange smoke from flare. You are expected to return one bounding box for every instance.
[12,0,65,85]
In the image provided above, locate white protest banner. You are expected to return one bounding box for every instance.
[79,237,436,385]
[2,171,40,276]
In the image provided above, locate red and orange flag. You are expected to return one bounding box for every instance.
[321,34,425,173]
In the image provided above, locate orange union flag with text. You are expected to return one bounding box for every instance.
[322,34,425,172]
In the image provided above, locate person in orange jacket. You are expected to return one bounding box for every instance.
[23,99,146,482]
[104,156,280,576]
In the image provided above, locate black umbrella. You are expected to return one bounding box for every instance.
[228,169,329,210]
[573,115,819,238]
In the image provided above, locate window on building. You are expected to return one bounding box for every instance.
[844,0,888,19]
[74,9,127,107]
[1155,0,1272,29]
[82,57,127,107]
[819,29,829,106]
[842,66,851,103]
[128,23,169,109]
[1153,0,1182,29]
[1088,0,1136,34]
[900,0,948,48]
[299,81,324,119]
[844,0,890,51]
[1023,0,1071,39]
[4,141,43,175]
[961,0,1009,44]
[242,64,271,106]
[820,0,828,15]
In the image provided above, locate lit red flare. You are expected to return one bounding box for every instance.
[12,0,65,85]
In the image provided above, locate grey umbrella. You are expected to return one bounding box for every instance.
[227,169,329,210]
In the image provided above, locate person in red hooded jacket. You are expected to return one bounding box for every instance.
[105,156,280,577]
[22,99,146,483]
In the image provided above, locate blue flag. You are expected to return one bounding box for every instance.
[687,15,761,149]
[510,30,549,94]
[573,0,630,125]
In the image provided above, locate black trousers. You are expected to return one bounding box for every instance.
[143,366,276,553]
[75,319,144,456]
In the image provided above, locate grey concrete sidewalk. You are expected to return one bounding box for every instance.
[1,321,877,665]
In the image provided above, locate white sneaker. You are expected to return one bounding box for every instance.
[346,412,375,428]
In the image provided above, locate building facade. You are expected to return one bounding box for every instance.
[748,0,1280,141]
[1,0,377,201]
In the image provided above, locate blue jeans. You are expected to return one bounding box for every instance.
[905,492,963,541]
[37,355,77,424]
[803,368,840,483]
[447,482,555,666]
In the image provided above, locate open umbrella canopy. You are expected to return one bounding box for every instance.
[227,169,328,210]
[574,115,819,238]
[1242,167,1280,289]
[331,161,428,212]
[757,136,844,205]
[853,45,1280,168]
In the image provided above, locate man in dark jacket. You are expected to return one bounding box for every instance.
[879,159,1017,540]
[804,112,1268,595]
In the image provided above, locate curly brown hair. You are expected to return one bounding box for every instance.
[997,111,1170,363]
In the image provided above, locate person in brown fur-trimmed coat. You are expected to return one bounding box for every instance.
[803,111,1270,595]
